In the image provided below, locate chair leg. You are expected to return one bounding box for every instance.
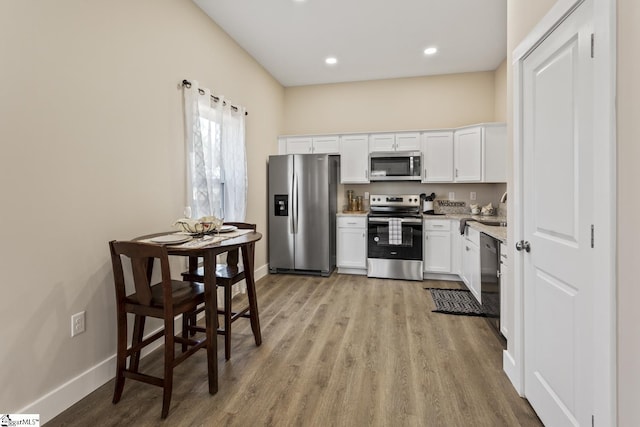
[161,316,175,419]
[224,284,232,360]
[130,314,146,373]
[113,311,128,404]
[181,314,189,353]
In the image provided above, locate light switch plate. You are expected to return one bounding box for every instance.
[448,192,455,201]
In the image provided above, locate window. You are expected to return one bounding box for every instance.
[183,81,246,221]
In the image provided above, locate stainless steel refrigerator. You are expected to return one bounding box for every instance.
[268,154,338,276]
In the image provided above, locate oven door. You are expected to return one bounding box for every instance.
[367,216,423,260]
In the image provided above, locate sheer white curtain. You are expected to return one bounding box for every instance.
[183,80,246,221]
[220,100,247,221]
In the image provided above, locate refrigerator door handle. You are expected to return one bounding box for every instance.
[292,173,298,234]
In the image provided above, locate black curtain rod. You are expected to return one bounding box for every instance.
[182,79,248,116]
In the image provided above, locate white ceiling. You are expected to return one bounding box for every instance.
[193,0,507,87]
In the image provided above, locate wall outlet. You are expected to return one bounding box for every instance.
[448,192,455,201]
[364,191,369,200]
[71,311,86,337]
[470,192,477,201]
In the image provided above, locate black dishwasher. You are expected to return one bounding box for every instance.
[480,233,501,334]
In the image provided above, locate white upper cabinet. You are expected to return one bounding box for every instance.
[285,136,314,154]
[454,126,483,182]
[278,122,505,183]
[454,124,506,183]
[395,132,421,151]
[339,134,369,184]
[311,135,340,154]
[369,132,420,152]
[369,133,395,152]
[284,135,339,154]
[482,125,507,183]
[421,131,454,182]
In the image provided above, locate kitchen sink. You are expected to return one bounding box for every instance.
[476,220,507,227]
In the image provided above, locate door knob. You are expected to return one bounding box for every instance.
[515,240,531,253]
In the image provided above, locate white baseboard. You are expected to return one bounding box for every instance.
[20,324,165,425]
[18,264,269,424]
[20,264,271,424]
[423,272,462,282]
[503,349,523,396]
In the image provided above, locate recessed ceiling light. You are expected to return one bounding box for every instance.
[325,57,338,65]
[423,47,438,55]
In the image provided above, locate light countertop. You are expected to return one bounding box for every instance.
[335,211,507,243]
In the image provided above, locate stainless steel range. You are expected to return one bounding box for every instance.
[367,194,423,281]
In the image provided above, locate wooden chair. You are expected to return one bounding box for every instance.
[181,222,262,360]
[109,240,209,419]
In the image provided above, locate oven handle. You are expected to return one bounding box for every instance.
[368,217,423,224]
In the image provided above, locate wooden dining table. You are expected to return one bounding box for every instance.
[134,229,263,395]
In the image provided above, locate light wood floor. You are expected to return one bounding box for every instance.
[48,273,542,426]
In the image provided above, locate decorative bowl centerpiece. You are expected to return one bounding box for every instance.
[173,216,223,235]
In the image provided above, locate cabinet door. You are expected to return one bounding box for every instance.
[312,136,340,154]
[422,131,454,182]
[337,226,366,268]
[483,125,507,182]
[468,242,481,303]
[424,230,452,273]
[454,127,482,182]
[340,135,369,183]
[461,239,481,303]
[369,133,395,152]
[395,132,421,151]
[450,221,461,274]
[286,137,313,154]
[460,241,472,287]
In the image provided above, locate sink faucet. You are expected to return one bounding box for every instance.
[500,192,507,203]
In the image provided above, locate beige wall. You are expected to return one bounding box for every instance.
[616,0,640,424]
[0,0,283,415]
[283,72,497,135]
[494,60,508,122]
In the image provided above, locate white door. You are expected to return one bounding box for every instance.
[521,1,594,425]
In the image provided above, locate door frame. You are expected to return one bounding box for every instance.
[510,0,617,425]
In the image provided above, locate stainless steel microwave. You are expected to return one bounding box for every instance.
[369,151,422,181]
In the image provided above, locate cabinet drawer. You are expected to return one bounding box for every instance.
[424,219,451,231]
[337,216,366,228]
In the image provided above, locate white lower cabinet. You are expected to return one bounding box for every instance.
[450,220,461,275]
[423,219,452,273]
[337,216,367,274]
[460,226,481,303]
